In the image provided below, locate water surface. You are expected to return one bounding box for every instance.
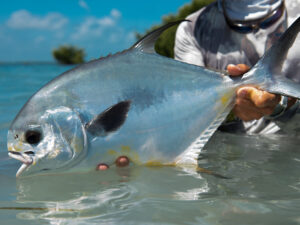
[0,64,299,225]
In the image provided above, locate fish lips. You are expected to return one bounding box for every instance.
[8,151,34,177]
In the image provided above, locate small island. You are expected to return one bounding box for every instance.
[52,45,85,65]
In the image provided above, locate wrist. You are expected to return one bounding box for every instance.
[265,96,289,119]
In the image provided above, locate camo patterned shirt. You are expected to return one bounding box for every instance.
[174,0,300,135]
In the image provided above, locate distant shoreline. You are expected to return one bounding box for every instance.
[0,61,56,65]
[0,61,74,66]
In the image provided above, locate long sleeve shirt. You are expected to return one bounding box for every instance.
[174,0,300,135]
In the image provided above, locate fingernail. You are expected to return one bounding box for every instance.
[238,89,248,98]
[227,64,236,71]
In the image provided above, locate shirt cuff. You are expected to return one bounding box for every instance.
[265,96,299,121]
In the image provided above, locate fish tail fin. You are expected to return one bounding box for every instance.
[243,16,300,98]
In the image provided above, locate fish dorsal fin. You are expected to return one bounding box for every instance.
[130,20,190,54]
[85,100,131,136]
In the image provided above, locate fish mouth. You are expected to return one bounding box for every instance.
[8,151,34,177]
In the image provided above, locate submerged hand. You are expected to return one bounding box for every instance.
[227,64,281,121]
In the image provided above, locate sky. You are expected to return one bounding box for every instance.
[0,0,190,62]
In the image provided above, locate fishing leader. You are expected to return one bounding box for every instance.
[174,0,300,134]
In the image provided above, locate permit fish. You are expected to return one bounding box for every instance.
[7,17,300,177]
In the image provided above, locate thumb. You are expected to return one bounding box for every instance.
[237,86,280,108]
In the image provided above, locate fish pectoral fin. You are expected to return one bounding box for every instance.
[130,20,190,54]
[85,100,131,136]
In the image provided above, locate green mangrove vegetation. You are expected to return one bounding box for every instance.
[52,45,85,65]
[136,0,214,58]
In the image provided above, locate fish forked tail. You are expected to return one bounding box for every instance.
[242,16,300,99]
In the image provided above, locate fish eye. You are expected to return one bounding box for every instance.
[25,130,42,145]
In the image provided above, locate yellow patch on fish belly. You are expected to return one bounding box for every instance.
[220,91,234,106]
[107,149,118,156]
[107,147,175,167]
[106,146,140,164]
[121,145,131,154]
[121,146,140,163]
[144,161,176,167]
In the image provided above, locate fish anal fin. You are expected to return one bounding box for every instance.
[85,100,131,136]
[130,20,190,54]
[174,107,232,166]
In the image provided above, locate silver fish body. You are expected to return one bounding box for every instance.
[7,18,300,177]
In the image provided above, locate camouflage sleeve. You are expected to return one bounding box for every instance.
[272,100,300,134]
[277,0,300,134]
[174,11,205,67]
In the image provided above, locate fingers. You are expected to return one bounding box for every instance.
[233,97,273,121]
[226,63,282,121]
[227,64,250,76]
[234,86,281,121]
[237,87,280,108]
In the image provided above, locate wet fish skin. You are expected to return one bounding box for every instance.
[7,17,300,177]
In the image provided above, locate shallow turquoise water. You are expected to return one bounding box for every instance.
[0,64,300,225]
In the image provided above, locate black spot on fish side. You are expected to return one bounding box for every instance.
[86,100,131,136]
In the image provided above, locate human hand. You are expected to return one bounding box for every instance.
[227,64,281,121]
